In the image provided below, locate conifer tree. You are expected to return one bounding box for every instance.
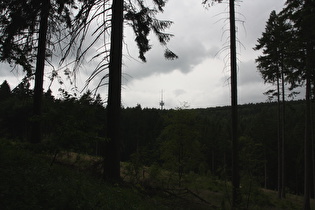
[0,0,86,143]
[202,0,239,207]
[0,80,11,101]
[280,1,315,208]
[254,10,292,199]
[65,0,177,181]
[104,0,177,181]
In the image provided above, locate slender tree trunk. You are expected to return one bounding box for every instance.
[212,150,215,173]
[303,0,312,208]
[264,149,267,189]
[277,75,282,199]
[312,101,315,208]
[281,69,286,198]
[304,68,311,210]
[303,29,312,209]
[178,142,183,187]
[30,0,50,144]
[103,0,124,181]
[229,0,240,208]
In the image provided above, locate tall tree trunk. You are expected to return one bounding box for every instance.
[312,101,315,209]
[103,0,123,181]
[304,66,311,210]
[281,69,286,198]
[303,0,312,208]
[229,0,240,208]
[264,149,267,189]
[303,30,312,209]
[277,75,282,199]
[30,0,50,144]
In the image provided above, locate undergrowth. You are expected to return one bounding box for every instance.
[1,139,313,210]
[0,139,165,210]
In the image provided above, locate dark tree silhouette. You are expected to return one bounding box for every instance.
[254,10,292,199]
[0,0,40,75]
[202,0,240,207]
[0,0,85,143]
[64,0,177,181]
[103,0,124,181]
[0,80,11,101]
[104,0,177,181]
[30,0,50,144]
[229,0,240,208]
[299,1,315,208]
[280,0,315,208]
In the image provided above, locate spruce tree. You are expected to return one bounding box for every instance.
[254,10,292,199]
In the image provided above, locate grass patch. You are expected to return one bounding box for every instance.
[0,140,166,210]
[1,139,313,210]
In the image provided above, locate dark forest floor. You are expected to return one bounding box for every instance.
[1,139,313,210]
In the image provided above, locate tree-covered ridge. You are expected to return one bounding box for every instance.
[0,80,106,154]
[0,80,308,196]
[0,0,315,208]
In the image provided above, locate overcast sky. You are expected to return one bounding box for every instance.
[1,0,296,109]
[119,0,288,109]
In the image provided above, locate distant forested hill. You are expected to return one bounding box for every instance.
[0,80,309,195]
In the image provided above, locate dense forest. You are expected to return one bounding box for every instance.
[1,0,315,209]
[0,80,310,198]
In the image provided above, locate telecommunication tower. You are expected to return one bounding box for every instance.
[159,90,165,110]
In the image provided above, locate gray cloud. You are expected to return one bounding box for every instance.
[238,60,262,86]
[123,38,218,83]
[0,0,291,108]
[173,89,186,97]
